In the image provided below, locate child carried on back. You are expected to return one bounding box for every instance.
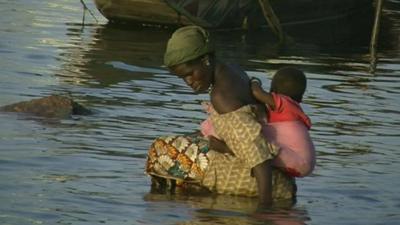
[201,67,315,177]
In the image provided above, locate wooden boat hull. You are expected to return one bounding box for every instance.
[93,0,191,26]
[93,0,374,30]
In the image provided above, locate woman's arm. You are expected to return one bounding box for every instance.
[211,88,273,206]
[209,136,234,156]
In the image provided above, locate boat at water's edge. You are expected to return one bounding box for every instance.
[93,0,190,27]
[92,0,374,30]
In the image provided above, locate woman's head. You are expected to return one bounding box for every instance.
[164,26,215,93]
[164,25,214,67]
[270,67,307,102]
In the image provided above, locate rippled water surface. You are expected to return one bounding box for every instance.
[1,0,400,224]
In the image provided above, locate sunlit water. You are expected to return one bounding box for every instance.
[1,0,399,224]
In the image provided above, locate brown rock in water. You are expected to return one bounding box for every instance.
[1,95,91,118]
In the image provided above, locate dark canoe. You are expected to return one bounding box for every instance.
[93,0,374,30]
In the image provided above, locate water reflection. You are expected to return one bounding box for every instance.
[58,23,170,87]
[57,16,381,89]
[144,193,309,225]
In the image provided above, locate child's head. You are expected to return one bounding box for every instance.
[270,67,307,102]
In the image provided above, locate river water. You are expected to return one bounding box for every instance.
[0,0,399,224]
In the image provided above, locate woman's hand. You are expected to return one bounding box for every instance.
[208,136,235,156]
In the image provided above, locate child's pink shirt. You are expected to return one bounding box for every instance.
[268,92,311,129]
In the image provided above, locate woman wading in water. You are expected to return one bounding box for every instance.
[145,25,296,207]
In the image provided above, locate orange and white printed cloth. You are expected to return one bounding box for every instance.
[146,135,210,183]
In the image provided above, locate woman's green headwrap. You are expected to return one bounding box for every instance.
[164,25,214,67]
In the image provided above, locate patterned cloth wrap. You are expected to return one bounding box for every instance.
[146,135,210,184]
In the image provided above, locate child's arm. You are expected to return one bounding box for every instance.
[250,78,276,110]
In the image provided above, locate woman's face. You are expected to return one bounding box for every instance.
[171,60,213,93]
